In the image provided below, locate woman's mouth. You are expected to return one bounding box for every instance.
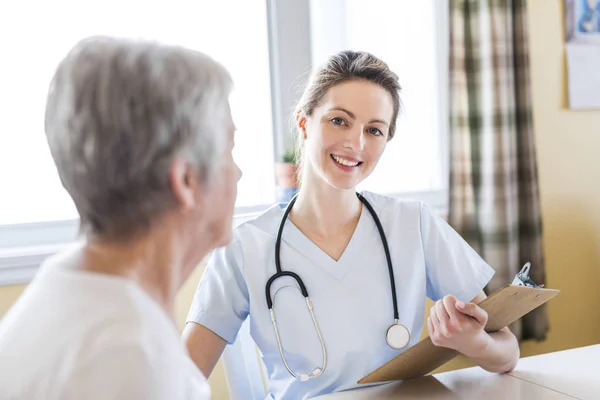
[331,154,362,168]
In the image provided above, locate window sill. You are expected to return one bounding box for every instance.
[0,189,447,286]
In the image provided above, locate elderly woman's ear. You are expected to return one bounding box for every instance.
[169,158,200,211]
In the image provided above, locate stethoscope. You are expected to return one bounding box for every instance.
[265,192,410,382]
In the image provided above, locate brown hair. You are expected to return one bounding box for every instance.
[293,50,402,181]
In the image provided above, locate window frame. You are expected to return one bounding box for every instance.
[0,0,448,286]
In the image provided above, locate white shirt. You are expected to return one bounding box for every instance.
[187,191,495,400]
[0,249,210,400]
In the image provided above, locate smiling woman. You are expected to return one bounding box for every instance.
[293,51,402,195]
[297,79,396,191]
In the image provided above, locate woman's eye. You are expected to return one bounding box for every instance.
[368,127,383,136]
[330,117,345,125]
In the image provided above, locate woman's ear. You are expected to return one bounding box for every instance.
[169,158,199,211]
[295,111,308,140]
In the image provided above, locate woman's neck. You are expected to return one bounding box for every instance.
[75,230,189,321]
[290,171,362,239]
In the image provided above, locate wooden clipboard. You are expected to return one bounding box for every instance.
[358,284,560,384]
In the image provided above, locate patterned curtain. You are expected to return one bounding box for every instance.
[449,0,548,341]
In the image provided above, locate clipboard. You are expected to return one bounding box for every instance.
[358,263,560,384]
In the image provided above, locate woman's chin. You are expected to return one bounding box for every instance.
[324,174,362,191]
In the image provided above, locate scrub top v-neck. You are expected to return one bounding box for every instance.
[281,202,371,281]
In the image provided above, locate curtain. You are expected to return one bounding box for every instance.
[448,0,548,341]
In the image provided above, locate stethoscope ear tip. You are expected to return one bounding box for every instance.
[300,368,323,382]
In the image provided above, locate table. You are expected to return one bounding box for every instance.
[508,344,600,400]
[312,344,599,399]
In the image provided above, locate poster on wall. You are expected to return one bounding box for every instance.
[564,0,600,109]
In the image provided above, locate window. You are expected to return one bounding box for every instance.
[309,0,449,198]
[0,0,448,284]
[0,0,275,228]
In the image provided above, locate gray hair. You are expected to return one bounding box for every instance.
[44,36,233,238]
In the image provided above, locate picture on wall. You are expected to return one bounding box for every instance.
[564,0,600,109]
[565,0,600,43]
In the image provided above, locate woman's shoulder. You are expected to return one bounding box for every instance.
[232,202,285,240]
[360,190,425,216]
[230,192,436,240]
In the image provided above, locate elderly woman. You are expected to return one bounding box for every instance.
[0,36,240,399]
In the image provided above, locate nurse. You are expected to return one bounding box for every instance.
[183,50,520,399]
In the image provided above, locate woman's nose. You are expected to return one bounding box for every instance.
[236,163,242,182]
[344,127,365,152]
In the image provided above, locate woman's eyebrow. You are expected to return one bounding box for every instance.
[329,107,389,126]
[369,118,389,126]
[329,107,356,118]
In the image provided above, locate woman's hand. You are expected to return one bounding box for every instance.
[427,294,490,357]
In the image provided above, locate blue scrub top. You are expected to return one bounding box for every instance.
[187,191,494,400]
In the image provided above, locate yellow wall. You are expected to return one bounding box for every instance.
[1,0,600,396]
[0,285,26,317]
[176,267,230,399]
[521,0,600,353]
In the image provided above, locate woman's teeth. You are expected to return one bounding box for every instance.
[331,154,359,167]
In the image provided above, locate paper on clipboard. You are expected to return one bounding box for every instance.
[358,264,560,384]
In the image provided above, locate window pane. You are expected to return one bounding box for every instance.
[0,0,274,226]
[310,0,447,195]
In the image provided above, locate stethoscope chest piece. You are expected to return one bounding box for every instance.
[386,321,410,350]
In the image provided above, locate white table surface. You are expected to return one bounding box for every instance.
[312,344,600,399]
[508,344,600,400]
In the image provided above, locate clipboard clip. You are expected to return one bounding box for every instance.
[511,262,544,288]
